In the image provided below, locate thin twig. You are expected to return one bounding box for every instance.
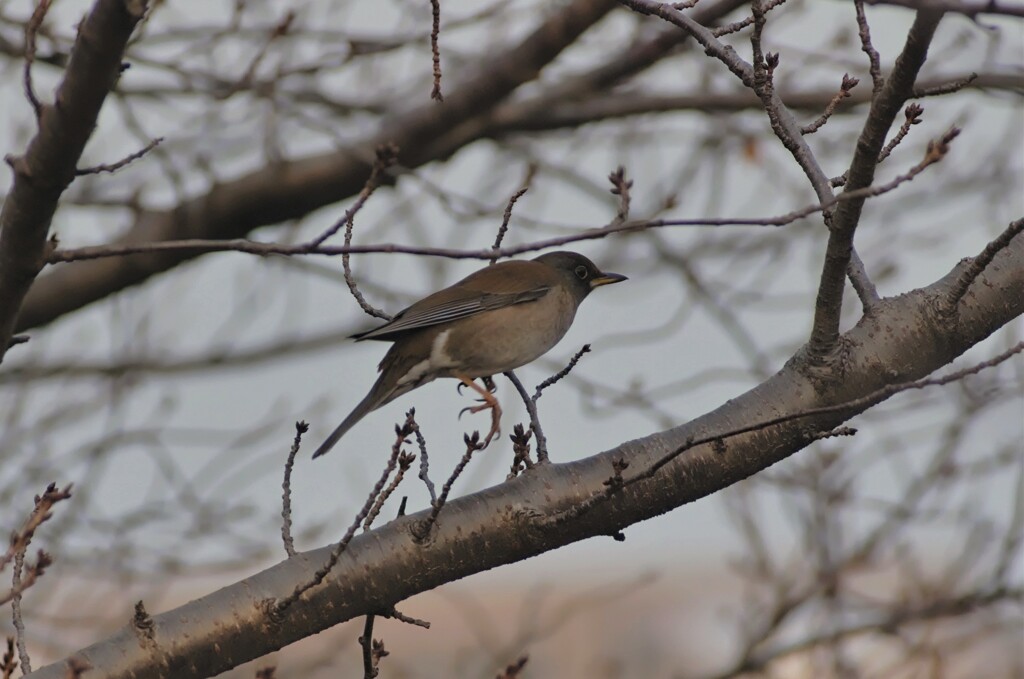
[1,638,16,679]
[855,1,884,94]
[608,166,633,225]
[274,419,411,614]
[945,218,1024,310]
[363,455,413,531]
[913,71,978,97]
[359,615,378,679]
[505,345,591,464]
[23,0,51,119]
[505,371,548,463]
[332,144,399,320]
[490,180,532,264]
[801,74,859,135]
[4,483,72,674]
[235,11,295,92]
[507,423,536,478]
[408,410,437,505]
[430,0,443,101]
[381,607,431,628]
[711,0,786,37]
[2,483,73,573]
[280,421,308,558]
[877,103,923,163]
[534,344,591,400]
[76,137,164,176]
[51,159,959,266]
[413,432,486,540]
[807,9,945,359]
[1,550,52,607]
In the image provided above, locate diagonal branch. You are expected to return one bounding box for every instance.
[619,0,882,316]
[808,9,945,360]
[24,222,1023,679]
[0,0,148,361]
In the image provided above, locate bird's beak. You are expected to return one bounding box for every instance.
[589,272,628,288]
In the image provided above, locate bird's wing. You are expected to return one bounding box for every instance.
[351,285,551,341]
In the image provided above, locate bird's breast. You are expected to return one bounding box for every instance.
[443,285,577,378]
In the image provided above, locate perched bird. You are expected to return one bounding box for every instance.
[312,251,626,459]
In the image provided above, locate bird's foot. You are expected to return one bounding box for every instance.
[456,375,498,396]
[458,401,502,446]
[456,375,502,446]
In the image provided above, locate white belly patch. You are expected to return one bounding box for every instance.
[396,329,456,387]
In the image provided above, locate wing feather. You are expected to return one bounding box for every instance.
[352,285,550,341]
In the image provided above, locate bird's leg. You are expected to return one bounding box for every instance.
[456,374,501,446]
[456,375,498,396]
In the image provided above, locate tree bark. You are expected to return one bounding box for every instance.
[25,229,1023,679]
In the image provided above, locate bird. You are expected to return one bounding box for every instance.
[311,250,626,459]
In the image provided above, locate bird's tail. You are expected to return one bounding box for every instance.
[311,347,421,459]
[311,390,379,459]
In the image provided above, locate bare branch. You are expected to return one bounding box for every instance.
[808,9,944,360]
[496,655,529,678]
[3,483,72,674]
[608,166,633,225]
[865,0,1024,18]
[413,432,487,540]
[855,1,884,94]
[800,74,859,135]
[946,217,1024,310]
[359,615,380,679]
[505,371,549,462]
[23,235,1024,678]
[548,340,1024,526]
[430,0,443,102]
[490,168,535,264]
[408,411,437,505]
[280,421,309,558]
[273,416,412,614]
[22,0,51,119]
[330,144,399,321]
[0,0,148,361]
[877,102,924,163]
[75,137,163,176]
[914,71,978,97]
[15,0,618,333]
[618,0,881,311]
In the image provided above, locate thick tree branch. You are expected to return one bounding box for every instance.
[25,228,1023,679]
[482,71,1020,131]
[807,9,944,360]
[619,0,883,323]
[14,0,617,332]
[0,0,147,360]
[14,0,766,333]
[865,0,1024,18]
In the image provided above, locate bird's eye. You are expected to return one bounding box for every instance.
[575,265,589,280]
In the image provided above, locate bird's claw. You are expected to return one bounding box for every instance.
[457,400,501,447]
[457,376,498,396]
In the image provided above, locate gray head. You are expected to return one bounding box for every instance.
[533,251,627,302]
